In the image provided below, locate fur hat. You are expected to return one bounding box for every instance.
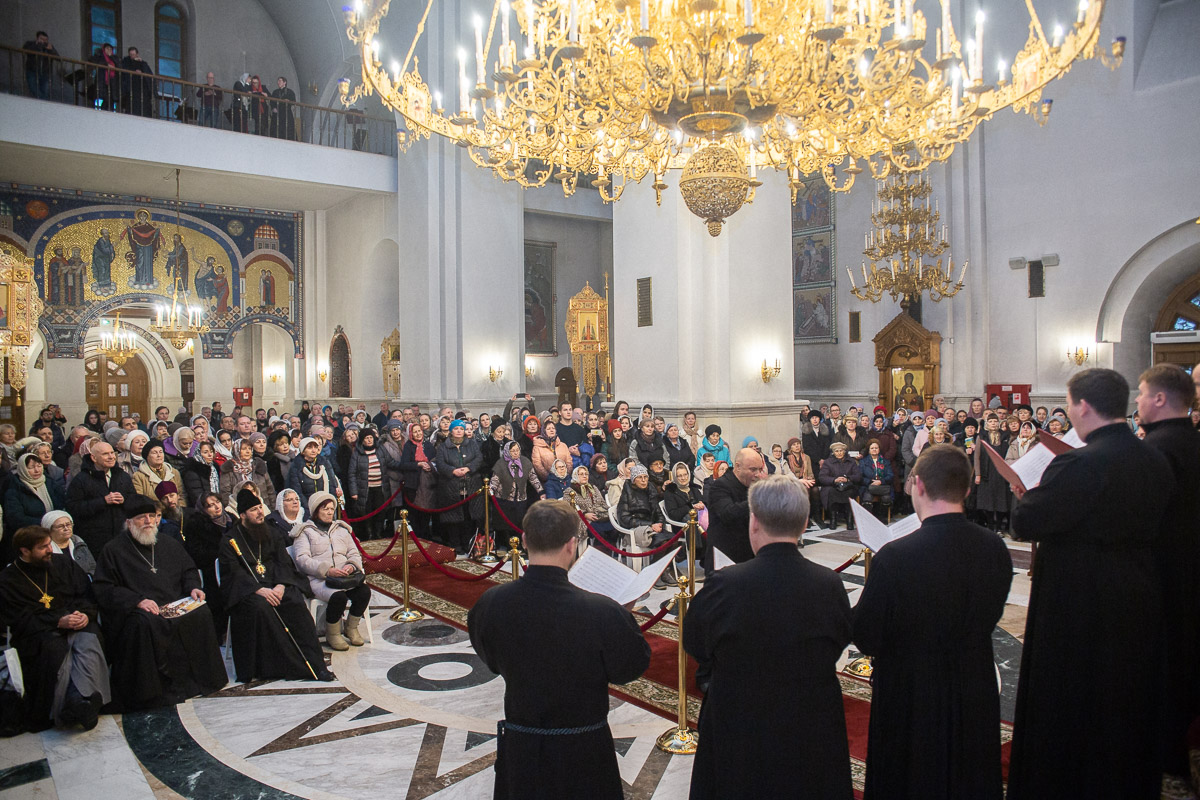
[704,424,722,437]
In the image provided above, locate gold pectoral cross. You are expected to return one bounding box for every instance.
[39,593,53,609]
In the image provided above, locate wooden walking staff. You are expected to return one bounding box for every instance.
[390,511,425,622]
[656,510,699,754]
[844,549,874,678]
[477,479,499,563]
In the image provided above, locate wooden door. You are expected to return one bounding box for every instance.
[85,355,150,421]
[554,367,577,408]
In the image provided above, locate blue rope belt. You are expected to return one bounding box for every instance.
[498,720,607,737]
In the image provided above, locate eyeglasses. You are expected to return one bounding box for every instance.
[51,521,73,531]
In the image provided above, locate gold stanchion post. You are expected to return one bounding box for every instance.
[477,480,498,563]
[656,511,699,754]
[844,548,873,677]
[506,536,522,580]
[390,511,425,622]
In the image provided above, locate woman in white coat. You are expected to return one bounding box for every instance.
[290,491,370,651]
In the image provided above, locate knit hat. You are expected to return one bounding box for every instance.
[829,442,848,453]
[873,405,887,414]
[236,487,262,515]
[298,436,319,453]
[910,411,925,422]
[606,419,621,434]
[988,396,1002,409]
[786,437,802,449]
[154,480,178,499]
[125,494,158,519]
[344,421,361,432]
[122,429,149,451]
[41,510,72,530]
[308,490,337,516]
[247,431,267,444]
[630,462,649,478]
[704,424,722,437]
[449,419,467,433]
[105,427,125,447]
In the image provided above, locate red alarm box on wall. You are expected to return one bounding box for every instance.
[984,383,1032,409]
[233,387,253,406]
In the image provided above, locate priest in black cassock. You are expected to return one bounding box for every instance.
[684,475,853,800]
[1009,369,1173,800]
[93,496,227,710]
[218,488,330,683]
[703,447,768,567]
[468,499,650,800]
[0,526,111,732]
[853,444,1013,800]
[1135,364,1200,777]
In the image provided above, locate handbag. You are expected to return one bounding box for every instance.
[325,570,365,591]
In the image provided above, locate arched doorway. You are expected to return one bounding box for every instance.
[1151,270,1200,371]
[86,355,150,421]
[554,367,577,408]
[180,358,195,413]
[330,326,351,398]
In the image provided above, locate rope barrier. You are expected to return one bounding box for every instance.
[576,513,685,559]
[402,488,482,515]
[638,603,672,632]
[831,549,866,573]
[341,483,405,522]
[488,495,525,534]
[348,526,405,562]
[407,531,509,581]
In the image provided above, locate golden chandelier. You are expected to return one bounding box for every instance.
[848,169,964,307]
[342,0,1122,235]
[150,170,210,349]
[99,312,141,367]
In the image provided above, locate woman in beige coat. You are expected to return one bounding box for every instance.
[290,491,369,651]
[132,439,181,502]
[530,421,572,482]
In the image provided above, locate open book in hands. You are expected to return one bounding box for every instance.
[568,546,682,606]
[983,435,1075,495]
[850,499,922,553]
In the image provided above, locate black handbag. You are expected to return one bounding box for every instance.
[325,570,365,591]
[867,484,892,497]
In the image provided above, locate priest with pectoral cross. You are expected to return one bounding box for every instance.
[93,495,227,710]
[0,526,111,732]
[218,488,331,683]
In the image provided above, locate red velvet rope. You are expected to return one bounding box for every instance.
[488,495,525,534]
[348,527,404,562]
[407,531,509,581]
[402,488,482,515]
[576,512,685,558]
[831,552,862,573]
[638,604,672,632]
[341,483,405,522]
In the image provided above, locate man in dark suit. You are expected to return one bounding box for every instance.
[853,444,1013,799]
[1009,368,1173,800]
[1135,364,1200,778]
[468,500,650,799]
[704,447,767,565]
[684,475,853,800]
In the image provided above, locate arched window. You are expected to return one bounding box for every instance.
[155,3,186,79]
[330,326,352,398]
[1152,272,1200,372]
[83,0,121,57]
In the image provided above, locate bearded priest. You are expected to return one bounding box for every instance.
[93,495,227,709]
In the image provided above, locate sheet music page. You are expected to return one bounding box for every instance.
[1010,443,1057,489]
[569,547,636,601]
[1061,428,1085,448]
[888,513,922,540]
[712,547,735,571]
[618,547,681,605]
[1038,434,1076,456]
[851,499,893,553]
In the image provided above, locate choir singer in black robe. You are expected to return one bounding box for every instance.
[93,496,227,709]
[1009,369,1173,800]
[468,499,650,800]
[0,526,112,731]
[853,444,1012,800]
[218,488,331,683]
[1135,364,1200,777]
[684,475,853,800]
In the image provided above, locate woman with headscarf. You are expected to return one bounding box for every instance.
[663,461,705,527]
[663,423,695,468]
[220,437,276,508]
[399,423,438,541]
[1005,420,1039,463]
[66,432,100,488]
[287,436,342,510]
[435,419,483,555]
[165,426,195,472]
[489,440,542,544]
[639,404,655,424]
[29,441,67,496]
[291,492,370,650]
[971,413,1010,533]
[267,488,307,542]
[42,510,96,576]
[266,430,294,492]
[117,429,149,478]
[543,458,571,500]
[5,453,66,536]
[531,421,571,482]
[149,419,171,442]
[606,456,637,507]
[132,438,182,503]
[183,440,221,508]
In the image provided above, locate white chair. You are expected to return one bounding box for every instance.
[286,545,374,645]
[607,504,648,571]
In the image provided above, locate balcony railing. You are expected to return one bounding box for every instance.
[2,44,398,157]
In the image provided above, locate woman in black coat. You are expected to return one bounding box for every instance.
[182,441,221,508]
[4,453,67,536]
[265,430,294,492]
[399,425,438,540]
[817,443,862,529]
[435,422,483,555]
[180,491,233,641]
[662,424,696,469]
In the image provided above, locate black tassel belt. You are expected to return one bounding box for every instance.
[498,720,607,736]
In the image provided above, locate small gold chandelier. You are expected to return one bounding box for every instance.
[99,312,140,367]
[150,169,210,350]
[342,0,1122,235]
[847,169,966,308]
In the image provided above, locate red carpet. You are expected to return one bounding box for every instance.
[369,545,1011,795]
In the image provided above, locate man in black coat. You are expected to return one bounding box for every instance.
[1009,368,1173,800]
[684,475,853,799]
[65,440,136,553]
[468,500,650,799]
[853,444,1013,800]
[704,447,767,566]
[1135,364,1200,777]
[801,410,831,472]
[119,46,154,117]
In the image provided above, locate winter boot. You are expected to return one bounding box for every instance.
[344,615,366,647]
[325,621,349,651]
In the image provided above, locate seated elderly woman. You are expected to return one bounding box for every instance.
[41,510,96,576]
[859,439,895,513]
[567,464,615,552]
[291,491,370,651]
[616,463,666,552]
[542,458,571,500]
[818,442,862,530]
[267,488,307,541]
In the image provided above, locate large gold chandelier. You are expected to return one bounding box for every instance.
[342,0,1121,235]
[848,168,963,307]
[150,169,210,350]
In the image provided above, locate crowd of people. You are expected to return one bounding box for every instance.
[1,364,1197,800]
[20,30,300,137]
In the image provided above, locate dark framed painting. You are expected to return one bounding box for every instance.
[792,230,833,285]
[793,286,835,343]
[792,179,833,231]
[524,240,557,356]
[792,175,836,343]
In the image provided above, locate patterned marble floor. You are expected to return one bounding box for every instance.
[0,526,1034,800]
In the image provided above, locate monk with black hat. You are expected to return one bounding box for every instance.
[93,494,227,709]
[218,488,331,682]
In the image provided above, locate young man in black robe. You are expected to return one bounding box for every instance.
[1135,364,1200,778]
[93,496,227,710]
[468,499,650,800]
[218,488,331,683]
[853,444,1012,800]
[1009,368,1173,800]
[684,475,853,800]
[0,526,111,732]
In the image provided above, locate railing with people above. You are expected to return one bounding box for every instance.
[1,45,398,157]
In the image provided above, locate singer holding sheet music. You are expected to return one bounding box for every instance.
[1007,369,1173,800]
[852,444,1012,800]
[467,499,650,800]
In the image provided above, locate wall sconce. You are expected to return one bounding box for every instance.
[761,358,782,383]
[488,366,504,383]
[524,359,535,379]
[318,369,328,383]
[268,372,281,384]
[1067,346,1090,366]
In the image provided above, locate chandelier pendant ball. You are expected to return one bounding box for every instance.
[679,145,751,237]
